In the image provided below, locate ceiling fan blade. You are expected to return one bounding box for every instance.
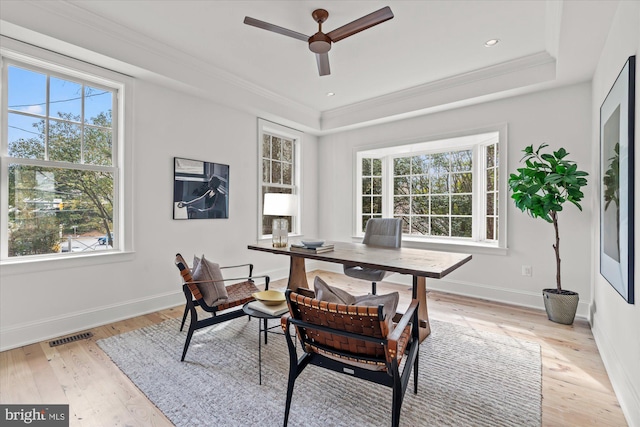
[243,16,309,42]
[316,53,330,76]
[326,6,394,43]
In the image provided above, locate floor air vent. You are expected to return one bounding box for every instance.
[49,331,93,347]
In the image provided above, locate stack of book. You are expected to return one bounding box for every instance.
[246,300,289,316]
[290,243,335,254]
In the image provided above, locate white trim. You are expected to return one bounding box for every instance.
[0,289,181,352]
[352,124,507,249]
[257,119,303,239]
[0,37,134,263]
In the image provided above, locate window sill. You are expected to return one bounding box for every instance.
[351,236,508,256]
[0,250,136,277]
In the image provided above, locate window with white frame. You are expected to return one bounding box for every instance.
[1,43,129,260]
[356,130,505,248]
[258,119,301,238]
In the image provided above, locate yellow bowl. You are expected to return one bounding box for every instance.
[253,290,286,306]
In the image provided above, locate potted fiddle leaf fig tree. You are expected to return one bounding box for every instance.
[508,143,588,325]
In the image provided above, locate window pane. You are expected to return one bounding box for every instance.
[431,172,448,194]
[272,137,282,160]
[486,192,495,215]
[451,150,472,172]
[452,217,472,237]
[431,216,449,236]
[84,87,112,125]
[412,216,429,235]
[372,177,382,194]
[8,113,45,159]
[452,194,472,215]
[362,215,372,232]
[486,217,495,240]
[394,196,410,215]
[262,135,271,159]
[48,119,81,163]
[362,178,372,195]
[362,196,372,213]
[394,157,410,175]
[452,172,472,193]
[431,195,449,215]
[487,144,495,168]
[411,155,429,175]
[282,162,292,185]
[84,126,112,166]
[431,153,449,172]
[397,216,410,233]
[8,164,114,257]
[282,139,293,163]
[50,77,81,121]
[372,196,382,214]
[487,169,495,191]
[271,161,282,184]
[362,158,371,175]
[261,187,292,235]
[394,176,410,195]
[262,159,270,183]
[8,66,46,116]
[372,158,382,175]
[411,195,429,215]
[411,176,429,194]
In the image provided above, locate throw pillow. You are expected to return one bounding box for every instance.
[191,254,229,306]
[354,292,400,325]
[313,276,356,305]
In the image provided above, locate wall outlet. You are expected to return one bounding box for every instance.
[522,265,532,276]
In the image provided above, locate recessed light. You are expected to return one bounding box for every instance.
[484,39,500,47]
[326,92,335,97]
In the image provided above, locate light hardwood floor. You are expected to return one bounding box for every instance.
[0,270,628,426]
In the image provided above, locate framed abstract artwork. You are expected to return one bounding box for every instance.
[173,157,229,219]
[600,55,635,304]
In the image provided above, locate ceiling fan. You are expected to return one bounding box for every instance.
[244,6,394,76]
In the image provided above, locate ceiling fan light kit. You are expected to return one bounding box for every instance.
[244,6,394,76]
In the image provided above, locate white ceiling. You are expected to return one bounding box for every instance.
[0,0,620,133]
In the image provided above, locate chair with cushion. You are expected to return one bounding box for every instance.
[344,218,402,294]
[175,253,270,361]
[281,277,419,427]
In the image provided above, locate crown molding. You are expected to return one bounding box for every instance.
[1,0,321,130]
[320,51,557,131]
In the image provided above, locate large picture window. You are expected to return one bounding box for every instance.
[356,130,505,249]
[1,43,128,260]
[258,119,301,239]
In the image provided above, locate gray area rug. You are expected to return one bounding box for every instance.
[97,317,541,426]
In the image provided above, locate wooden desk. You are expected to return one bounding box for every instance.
[248,241,472,342]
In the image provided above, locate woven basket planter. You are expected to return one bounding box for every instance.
[542,289,579,325]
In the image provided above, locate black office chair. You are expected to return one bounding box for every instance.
[343,218,402,294]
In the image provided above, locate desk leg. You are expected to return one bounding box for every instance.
[414,276,431,343]
[288,256,309,290]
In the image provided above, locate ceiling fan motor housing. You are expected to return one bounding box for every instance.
[308,32,332,53]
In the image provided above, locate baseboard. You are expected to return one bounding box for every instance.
[0,291,183,352]
[592,322,639,427]
[312,263,590,319]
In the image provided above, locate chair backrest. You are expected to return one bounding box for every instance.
[175,253,203,301]
[362,218,402,248]
[286,291,390,365]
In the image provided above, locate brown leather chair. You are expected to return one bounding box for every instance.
[175,253,270,361]
[281,289,419,427]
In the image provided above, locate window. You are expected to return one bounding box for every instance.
[258,119,301,238]
[1,41,130,261]
[355,130,505,249]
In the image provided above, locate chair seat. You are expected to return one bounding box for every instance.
[343,265,387,282]
[214,280,260,311]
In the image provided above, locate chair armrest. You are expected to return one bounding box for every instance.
[220,263,254,278]
[189,274,270,287]
[387,299,419,343]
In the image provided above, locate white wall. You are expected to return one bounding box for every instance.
[0,74,319,351]
[318,83,593,316]
[590,2,640,425]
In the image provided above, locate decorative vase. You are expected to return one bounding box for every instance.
[542,289,579,325]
